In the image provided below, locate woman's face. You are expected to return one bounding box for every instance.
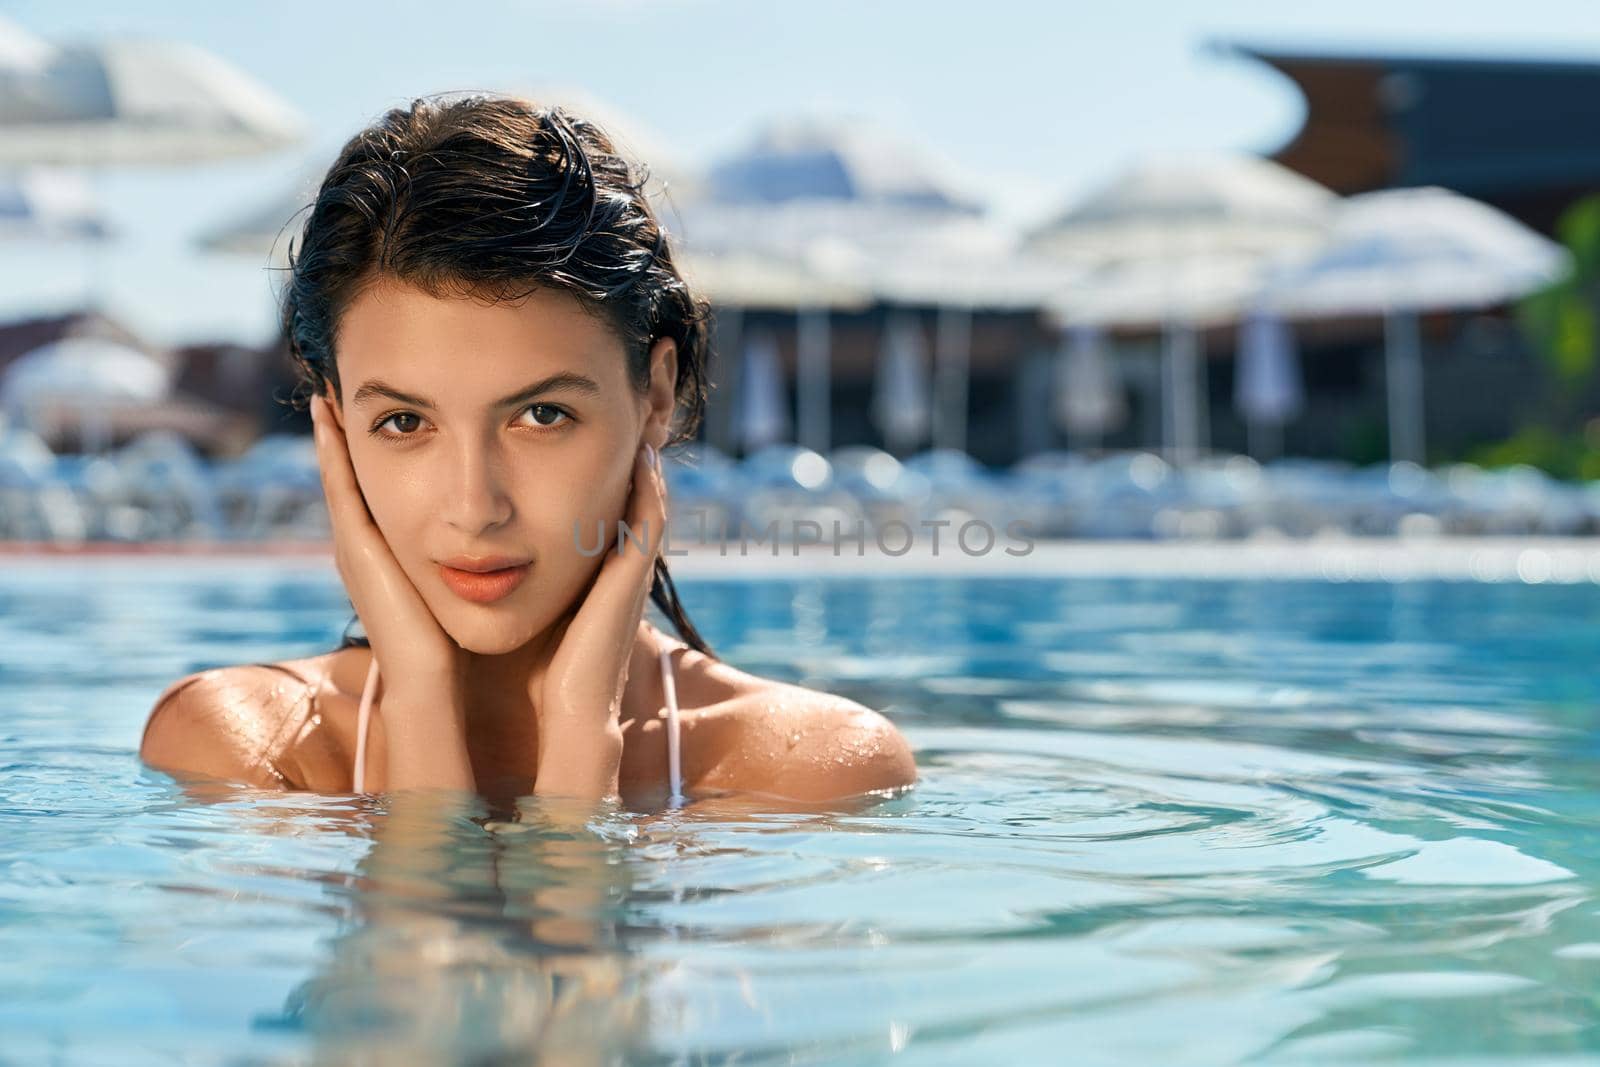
[327,276,677,655]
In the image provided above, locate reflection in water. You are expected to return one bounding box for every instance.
[257,791,652,1064]
[229,784,889,1065]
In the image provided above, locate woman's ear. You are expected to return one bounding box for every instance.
[643,337,678,448]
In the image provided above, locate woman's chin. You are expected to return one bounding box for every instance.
[438,610,537,656]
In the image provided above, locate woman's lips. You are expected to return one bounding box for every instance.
[438,562,530,604]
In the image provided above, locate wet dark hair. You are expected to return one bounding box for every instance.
[277,90,715,658]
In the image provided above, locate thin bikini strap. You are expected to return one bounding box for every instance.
[659,647,685,805]
[352,647,686,804]
[353,656,378,793]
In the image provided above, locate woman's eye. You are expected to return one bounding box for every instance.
[381,412,422,435]
[519,404,571,429]
[368,405,569,440]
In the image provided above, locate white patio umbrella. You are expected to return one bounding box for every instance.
[1051,323,1127,451]
[1234,309,1303,460]
[0,14,56,85]
[872,312,933,454]
[700,115,983,214]
[0,22,306,313]
[736,330,791,452]
[0,336,171,453]
[1032,153,1336,465]
[684,118,1013,463]
[201,87,694,272]
[1256,186,1572,466]
[0,35,305,165]
[0,166,110,241]
[194,157,324,268]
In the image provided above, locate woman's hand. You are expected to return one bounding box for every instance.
[310,393,462,689]
[310,392,474,791]
[530,440,667,801]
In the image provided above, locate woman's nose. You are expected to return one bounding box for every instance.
[439,440,514,535]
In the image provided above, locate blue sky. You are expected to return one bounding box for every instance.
[4,0,1600,349]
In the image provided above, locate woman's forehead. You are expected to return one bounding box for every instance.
[338,277,625,385]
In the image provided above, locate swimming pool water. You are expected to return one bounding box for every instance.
[1,556,1598,1065]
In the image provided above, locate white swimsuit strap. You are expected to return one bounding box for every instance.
[353,656,378,794]
[352,644,686,805]
[660,647,685,805]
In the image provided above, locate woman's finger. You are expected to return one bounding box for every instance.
[542,443,665,715]
[624,443,667,563]
[311,395,379,539]
[310,394,451,672]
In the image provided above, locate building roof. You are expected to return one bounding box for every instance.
[1214,40,1600,235]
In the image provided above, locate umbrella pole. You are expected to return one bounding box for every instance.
[1163,322,1200,465]
[797,306,831,455]
[934,305,971,454]
[1194,327,1210,458]
[1383,309,1426,466]
[1160,324,1175,462]
[1247,418,1282,462]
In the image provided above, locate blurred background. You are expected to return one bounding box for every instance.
[4,0,1600,546]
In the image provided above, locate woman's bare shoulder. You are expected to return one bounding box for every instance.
[693,663,919,803]
[139,655,329,789]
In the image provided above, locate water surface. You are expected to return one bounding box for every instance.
[1,557,1597,1064]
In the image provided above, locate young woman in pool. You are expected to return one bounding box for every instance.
[139,92,916,809]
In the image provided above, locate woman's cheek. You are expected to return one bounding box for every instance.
[350,452,425,551]
[542,451,630,542]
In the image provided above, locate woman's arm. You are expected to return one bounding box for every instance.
[375,672,476,794]
[139,663,476,795]
[139,669,294,790]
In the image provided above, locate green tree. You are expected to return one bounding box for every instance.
[1517,193,1600,425]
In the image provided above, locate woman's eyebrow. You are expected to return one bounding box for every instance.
[350,372,603,410]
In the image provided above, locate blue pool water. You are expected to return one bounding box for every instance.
[2,556,1598,1065]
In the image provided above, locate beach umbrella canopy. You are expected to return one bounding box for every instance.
[678,114,1069,311]
[1255,186,1572,465]
[0,16,63,128]
[872,313,932,453]
[1032,154,1335,465]
[200,87,689,272]
[1028,152,1337,266]
[1,337,173,453]
[703,116,982,213]
[193,156,324,267]
[0,33,305,165]
[675,248,874,311]
[0,14,51,66]
[675,196,1075,313]
[1051,250,1269,330]
[1255,186,1571,317]
[0,166,111,241]
[1037,153,1337,325]
[0,336,170,412]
